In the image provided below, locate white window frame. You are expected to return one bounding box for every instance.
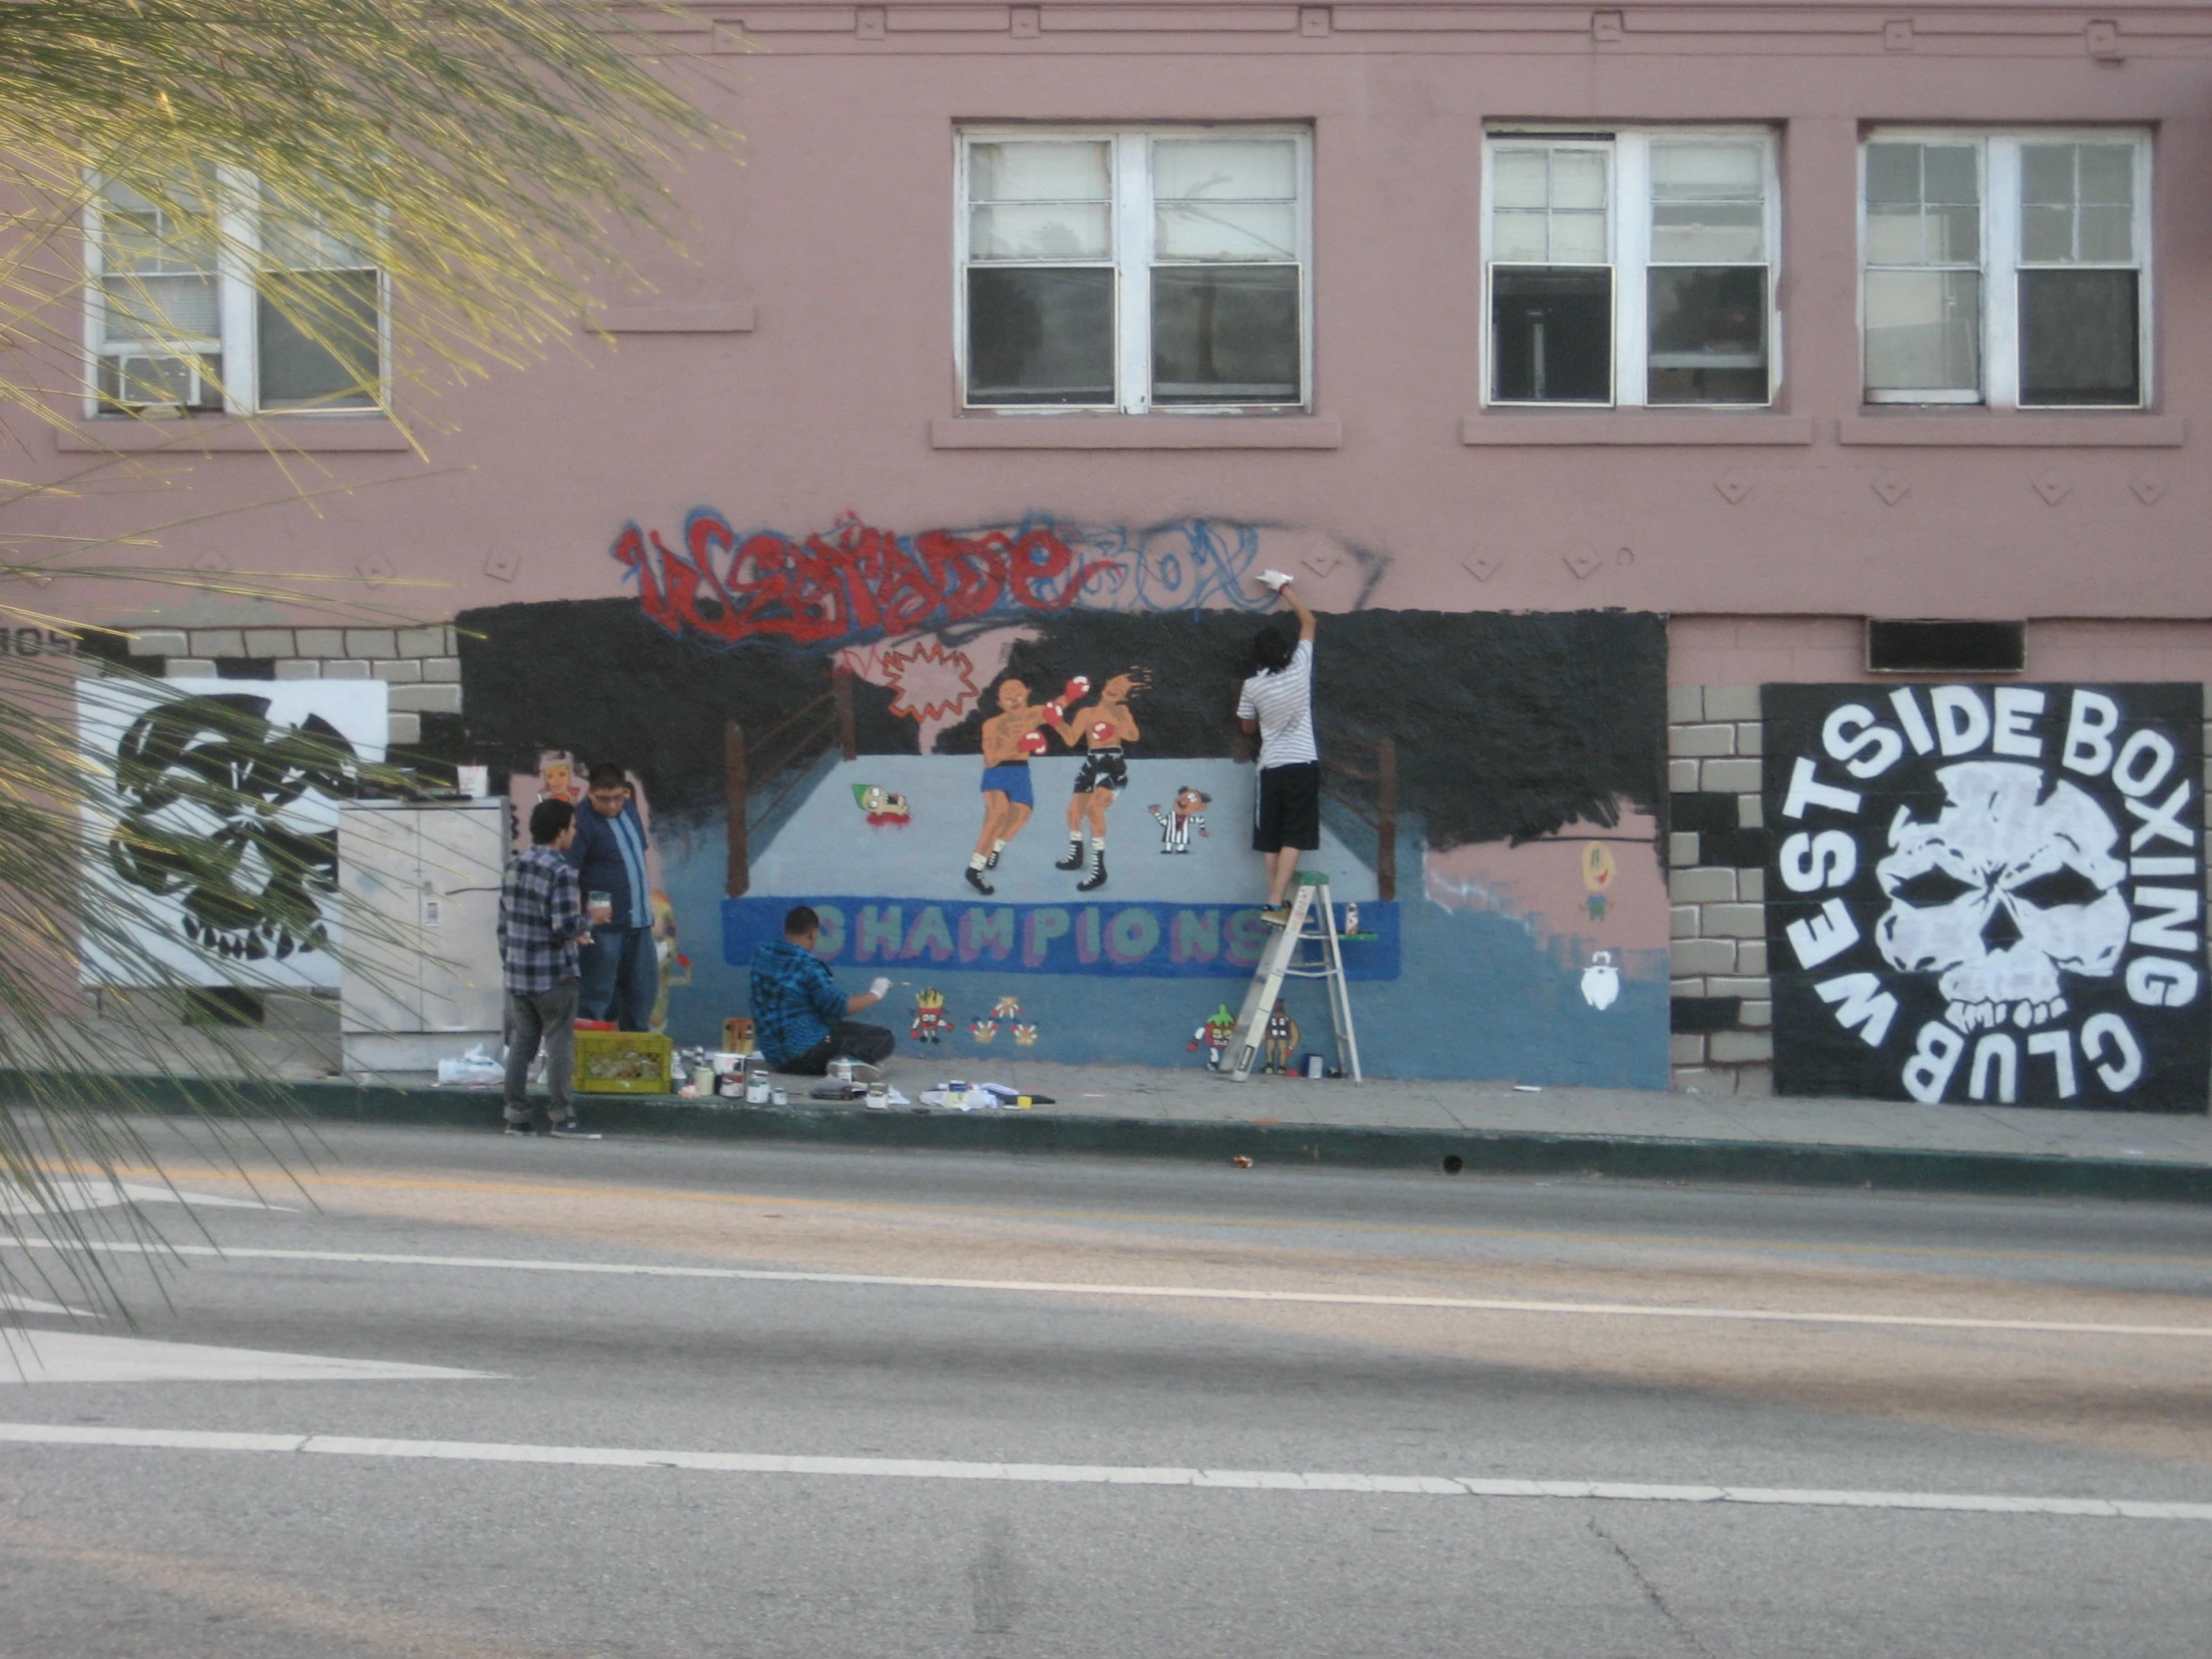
[1858,128,2153,410]
[82,167,390,419]
[953,125,1314,415]
[1480,127,1783,410]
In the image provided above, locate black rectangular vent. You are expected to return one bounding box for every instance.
[1866,619,2026,675]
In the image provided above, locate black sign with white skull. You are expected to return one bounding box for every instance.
[1763,683,2207,1113]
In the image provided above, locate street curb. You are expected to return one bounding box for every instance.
[51,1074,2212,1205]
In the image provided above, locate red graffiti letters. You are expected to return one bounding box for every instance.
[613,511,1117,649]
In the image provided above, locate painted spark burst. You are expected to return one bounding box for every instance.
[881,643,979,724]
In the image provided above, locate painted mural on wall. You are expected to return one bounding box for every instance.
[77,677,388,989]
[1764,683,2207,1112]
[457,519,1672,1083]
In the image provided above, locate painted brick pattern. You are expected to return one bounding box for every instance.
[1668,684,1772,1097]
[116,623,462,748]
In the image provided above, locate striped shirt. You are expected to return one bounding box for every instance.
[1238,638,1318,770]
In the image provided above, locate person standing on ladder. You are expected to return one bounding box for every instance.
[1237,571,1320,926]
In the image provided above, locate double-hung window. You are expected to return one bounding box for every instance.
[956,127,1311,412]
[1862,130,2150,407]
[86,173,386,416]
[1484,129,1779,408]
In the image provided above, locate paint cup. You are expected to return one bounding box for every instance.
[588,890,613,923]
[457,765,489,799]
[865,1083,889,1111]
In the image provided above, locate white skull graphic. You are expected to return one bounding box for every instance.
[1874,760,2128,1033]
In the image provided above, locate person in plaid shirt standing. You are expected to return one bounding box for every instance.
[498,799,598,1137]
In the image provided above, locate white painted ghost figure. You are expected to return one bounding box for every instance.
[1874,760,2130,1034]
[1580,949,1620,1011]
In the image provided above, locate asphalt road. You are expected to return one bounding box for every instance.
[2,1123,2209,1658]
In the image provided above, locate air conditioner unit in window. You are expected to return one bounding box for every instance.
[100,351,217,414]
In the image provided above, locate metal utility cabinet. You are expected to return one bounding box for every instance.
[337,798,507,1075]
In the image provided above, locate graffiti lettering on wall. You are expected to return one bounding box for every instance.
[611,512,1294,652]
[1764,683,2208,1111]
[76,678,389,989]
[722,896,1400,980]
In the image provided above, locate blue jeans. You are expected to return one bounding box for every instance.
[578,924,659,1031]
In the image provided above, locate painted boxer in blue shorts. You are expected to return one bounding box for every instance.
[966,678,1052,895]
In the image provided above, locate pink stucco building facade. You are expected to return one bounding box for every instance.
[24,0,2212,1106]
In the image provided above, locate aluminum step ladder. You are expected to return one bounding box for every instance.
[1226,871,1363,1082]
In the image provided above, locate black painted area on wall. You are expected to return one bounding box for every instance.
[457,600,912,808]
[1671,996,1743,1033]
[458,600,1667,848]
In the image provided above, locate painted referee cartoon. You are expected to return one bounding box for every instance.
[1238,572,1319,924]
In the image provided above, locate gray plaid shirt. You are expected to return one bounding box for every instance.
[498,844,587,994]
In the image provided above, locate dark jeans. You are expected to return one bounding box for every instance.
[781,1021,895,1076]
[504,980,579,1124]
[578,924,658,1031]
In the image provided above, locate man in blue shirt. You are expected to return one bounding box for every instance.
[565,761,660,1031]
[748,905,895,1075]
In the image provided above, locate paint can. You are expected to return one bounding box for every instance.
[771,1087,788,1106]
[830,1056,853,1084]
[746,1074,771,1105]
[1344,902,1360,934]
[1304,1053,1326,1078]
[865,1082,889,1111]
[691,1065,714,1094]
[717,1073,744,1099]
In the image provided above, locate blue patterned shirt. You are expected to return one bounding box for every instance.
[498,845,588,994]
[749,939,848,1066]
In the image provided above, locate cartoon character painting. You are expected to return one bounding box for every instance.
[965,678,1053,894]
[911,988,952,1044]
[969,1018,998,1043]
[1011,1022,1039,1046]
[1262,998,1301,1074]
[1191,1002,1237,1070]
[1050,669,1146,893]
[1148,786,1212,854]
[1580,949,1620,1010]
[992,994,1021,1019]
[854,784,911,827]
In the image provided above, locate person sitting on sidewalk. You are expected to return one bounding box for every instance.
[1237,572,1321,924]
[748,906,895,1077]
[498,799,598,1138]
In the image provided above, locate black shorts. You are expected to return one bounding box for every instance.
[1073,747,1128,795]
[1254,761,1320,852]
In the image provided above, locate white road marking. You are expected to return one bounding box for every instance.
[33,1241,2212,1343]
[0,1294,97,1319]
[0,1180,290,1218]
[0,1421,2204,1521]
[0,1331,496,1384]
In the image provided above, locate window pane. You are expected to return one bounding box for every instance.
[1153,140,1297,203]
[103,273,218,343]
[1154,201,1297,262]
[1923,145,1978,205]
[1647,267,1768,404]
[1864,144,1924,206]
[966,266,1114,405]
[1151,265,1300,403]
[2079,144,2134,204]
[1652,202,1764,264]
[2019,269,2138,405]
[1490,266,1611,403]
[1492,210,1548,263]
[971,141,1110,204]
[1652,142,1762,201]
[1550,151,1607,210]
[258,270,380,407]
[1865,268,1980,394]
[1548,210,1608,264]
[1865,205,1924,266]
[1928,204,1978,264]
[970,203,1112,261]
[1493,150,1549,210]
[2079,204,2132,264]
[2019,204,2072,264]
[2020,144,2076,206]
